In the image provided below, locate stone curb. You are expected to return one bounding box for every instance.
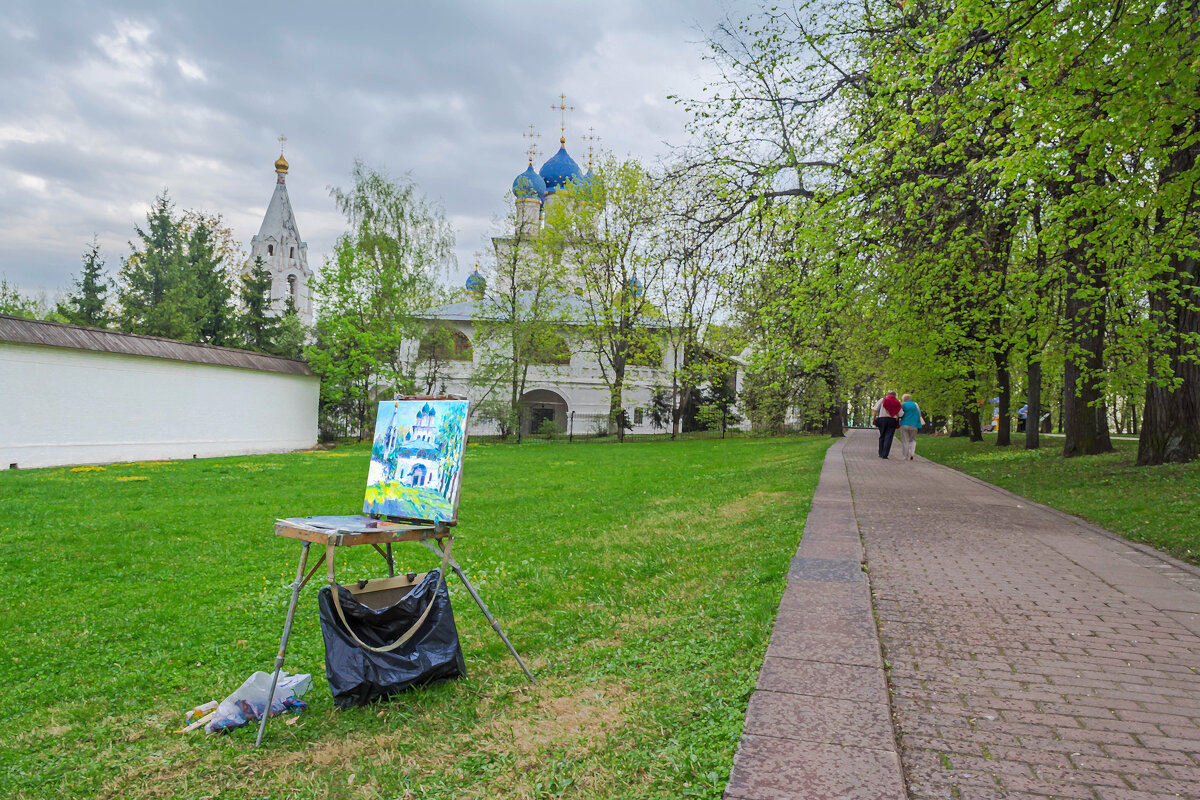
[723,437,907,800]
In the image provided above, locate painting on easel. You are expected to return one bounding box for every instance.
[364,399,469,524]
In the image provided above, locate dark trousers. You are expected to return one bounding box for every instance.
[875,417,898,458]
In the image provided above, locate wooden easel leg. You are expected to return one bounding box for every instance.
[422,540,536,684]
[256,541,313,747]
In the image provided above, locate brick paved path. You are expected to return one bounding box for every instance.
[846,429,1200,800]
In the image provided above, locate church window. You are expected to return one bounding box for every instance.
[417,328,472,362]
[628,339,663,367]
[287,274,298,303]
[267,244,274,256]
[290,246,295,259]
[634,408,644,425]
[529,333,571,365]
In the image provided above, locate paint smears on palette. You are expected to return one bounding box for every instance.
[364,399,468,524]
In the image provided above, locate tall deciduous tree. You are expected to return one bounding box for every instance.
[655,170,738,436]
[681,0,1200,463]
[542,157,668,442]
[469,195,570,439]
[306,161,455,438]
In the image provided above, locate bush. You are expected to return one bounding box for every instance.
[535,418,560,439]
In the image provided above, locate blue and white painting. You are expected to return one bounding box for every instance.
[364,399,468,523]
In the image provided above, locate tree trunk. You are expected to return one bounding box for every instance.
[968,407,982,442]
[995,348,1012,446]
[1025,357,1041,450]
[1061,232,1114,457]
[826,404,845,437]
[1137,250,1200,464]
[823,360,845,437]
[611,358,627,443]
[1137,116,1200,465]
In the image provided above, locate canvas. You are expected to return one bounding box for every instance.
[364,399,469,524]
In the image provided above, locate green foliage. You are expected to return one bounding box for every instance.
[117,193,242,346]
[0,277,46,320]
[118,192,202,340]
[682,0,1200,461]
[307,161,455,437]
[534,417,560,438]
[236,257,284,352]
[0,436,832,799]
[56,239,111,328]
[648,386,673,431]
[272,298,307,360]
[182,212,236,346]
[542,157,670,441]
[469,194,573,440]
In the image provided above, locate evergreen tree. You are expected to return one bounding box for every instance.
[58,238,111,327]
[272,297,307,359]
[237,257,281,352]
[118,191,201,340]
[183,214,235,346]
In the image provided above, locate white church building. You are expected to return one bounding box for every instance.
[401,134,732,437]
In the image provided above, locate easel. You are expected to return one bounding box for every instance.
[255,515,535,747]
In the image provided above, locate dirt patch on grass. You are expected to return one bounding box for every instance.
[718,490,799,521]
[642,490,799,532]
[94,681,633,800]
[478,680,627,759]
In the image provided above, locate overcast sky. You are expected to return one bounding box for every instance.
[0,1,743,297]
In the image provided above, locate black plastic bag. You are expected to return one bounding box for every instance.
[317,569,466,708]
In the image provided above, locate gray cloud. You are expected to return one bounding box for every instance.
[0,0,743,295]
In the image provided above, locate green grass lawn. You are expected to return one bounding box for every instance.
[918,434,1200,566]
[0,436,830,800]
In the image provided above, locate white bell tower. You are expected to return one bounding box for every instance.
[248,137,313,328]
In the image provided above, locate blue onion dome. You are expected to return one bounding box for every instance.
[512,162,547,201]
[539,137,584,193]
[465,268,486,298]
[626,274,644,300]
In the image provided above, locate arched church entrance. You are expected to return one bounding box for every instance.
[519,389,569,436]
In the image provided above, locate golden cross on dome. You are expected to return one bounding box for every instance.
[278,134,287,154]
[551,93,574,140]
[582,127,601,169]
[522,124,541,164]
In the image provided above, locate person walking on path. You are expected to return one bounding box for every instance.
[872,391,902,459]
[897,393,926,461]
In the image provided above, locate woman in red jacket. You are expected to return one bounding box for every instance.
[872,392,902,459]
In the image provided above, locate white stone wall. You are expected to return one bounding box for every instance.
[0,343,320,470]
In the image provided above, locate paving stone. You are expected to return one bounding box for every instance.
[727,429,1200,800]
[765,628,883,668]
[796,536,864,561]
[755,655,890,704]
[839,428,1200,800]
[788,555,867,584]
[724,734,905,800]
[742,689,895,748]
[767,605,876,638]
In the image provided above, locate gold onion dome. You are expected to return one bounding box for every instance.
[274,153,289,173]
